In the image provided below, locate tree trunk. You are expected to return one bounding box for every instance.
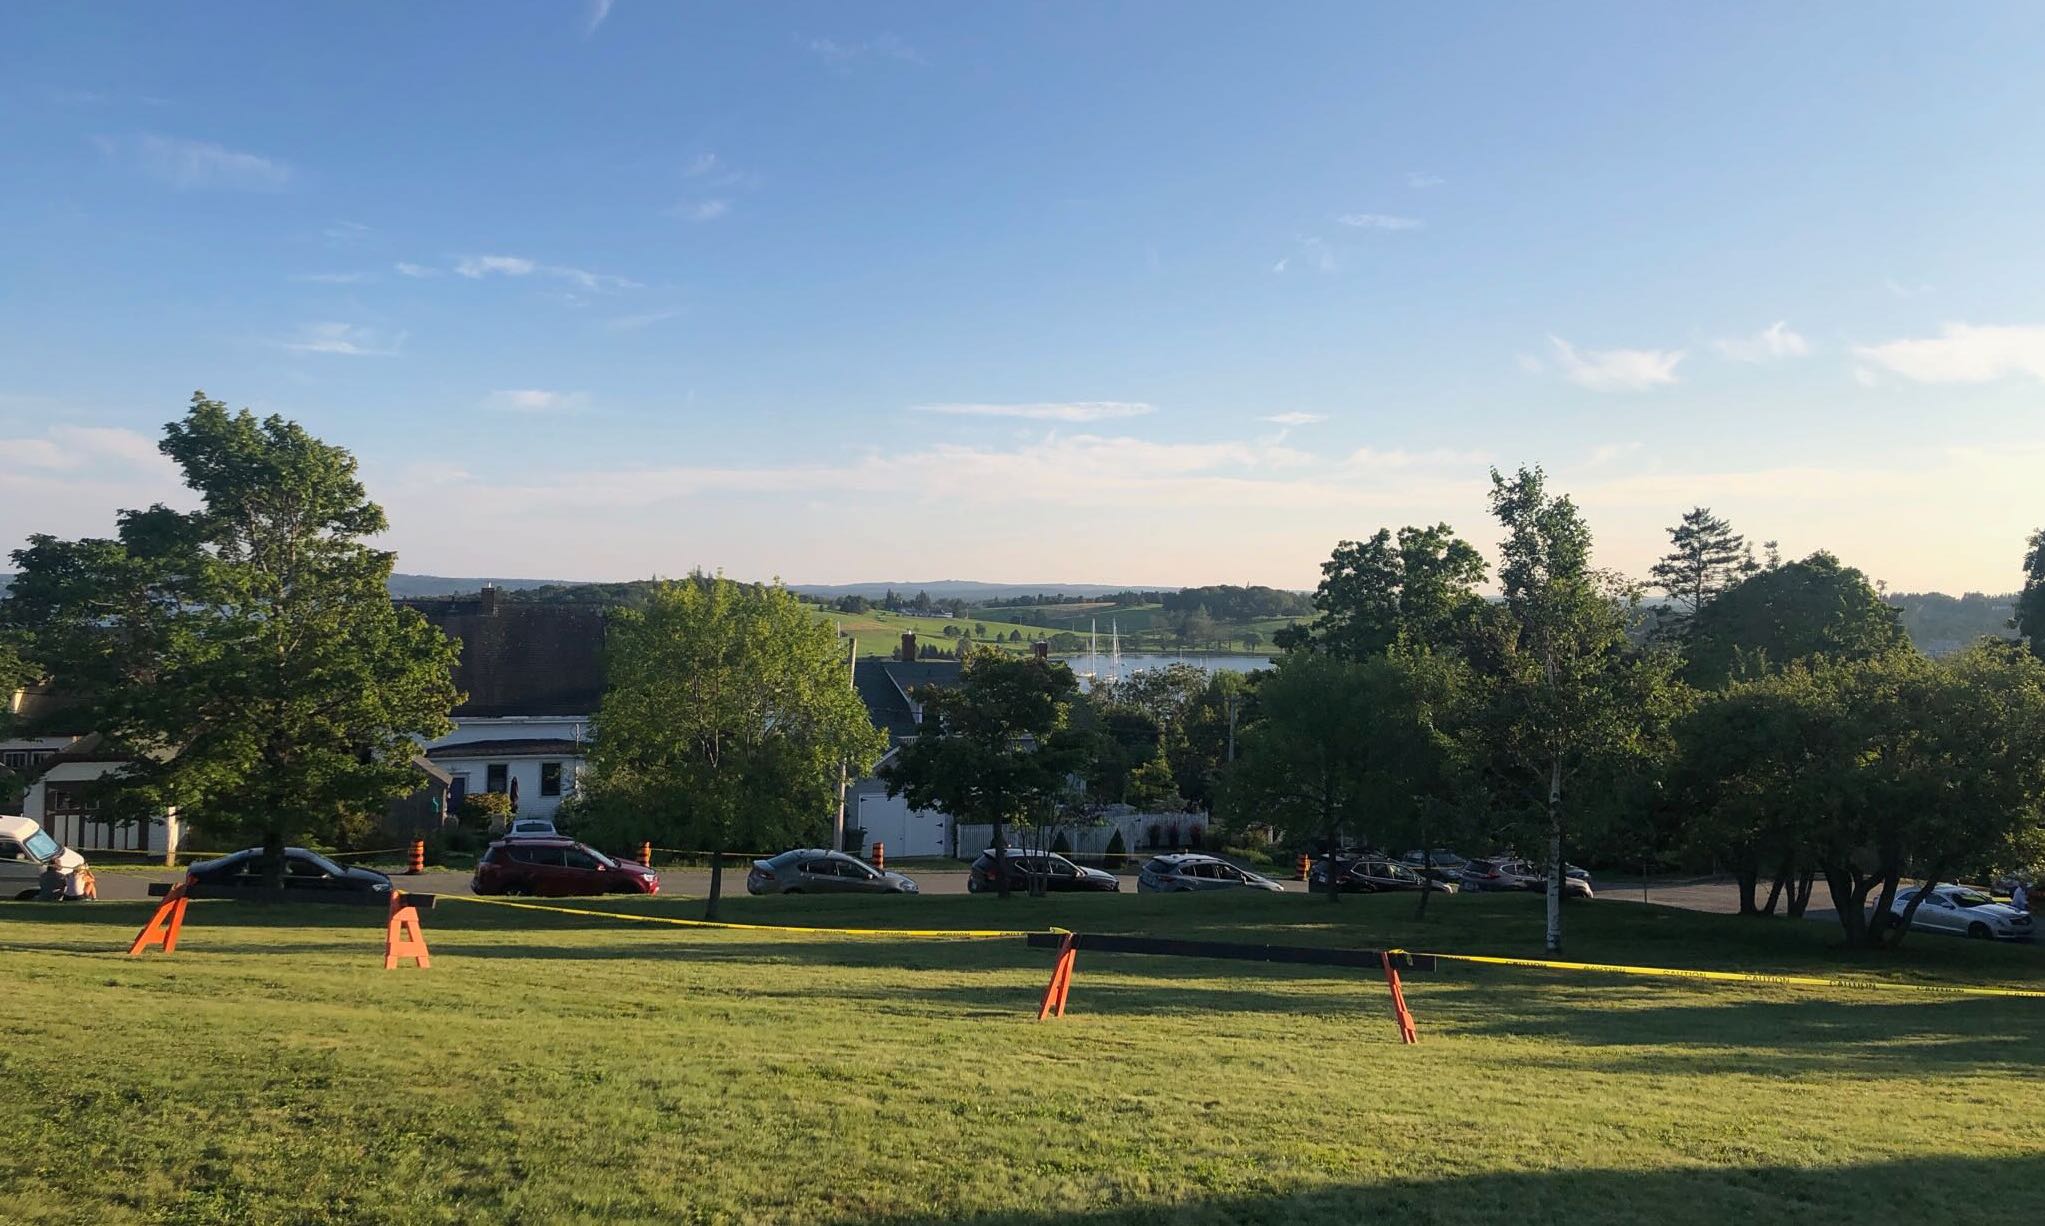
[1887,863,1946,951]
[1759,856,1791,917]
[994,819,1010,900]
[1735,857,1762,916]
[262,824,286,896]
[704,848,724,922]
[1822,863,1867,946]
[1787,867,1816,918]
[1415,845,1434,920]
[1545,758,1563,955]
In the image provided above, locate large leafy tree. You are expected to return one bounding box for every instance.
[1482,467,1682,953]
[2015,528,2045,661]
[1682,551,1909,687]
[3,394,460,885]
[1278,523,1487,658]
[577,575,885,918]
[1649,506,1756,628]
[880,649,1088,898]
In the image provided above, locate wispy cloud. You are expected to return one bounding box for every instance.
[807,34,923,68]
[394,262,439,278]
[97,133,291,190]
[913,401,1155,423]
[671,199,729,222]
[604,309,678,331]
[1274,235,1335,274]
[1343,447,1490,470]
[1548,335,1683,392]
[1261,412,1327,426]
[294,271,370,285]
[1714,320,1810,363]
[1853,322,2045,384]
[1884,277,1934,299]
[279,322,404,357]
[324,220,370,242]
[453,254,639,291]
[485,389,590,413]
[1405,171,1445,189]
[1587,441,1643,466]
[583,0,614,35]
[1336,213,1423,231]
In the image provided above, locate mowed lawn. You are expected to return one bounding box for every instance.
[2,891,2042,1224]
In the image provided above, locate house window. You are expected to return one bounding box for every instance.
[486,763,509,793]
[1,751,26,770]
[540,762,562,797]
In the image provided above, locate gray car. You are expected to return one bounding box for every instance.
[746,849,919,895]
[1137,853,1286,893]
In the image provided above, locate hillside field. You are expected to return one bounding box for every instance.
[2,891,2040,1223]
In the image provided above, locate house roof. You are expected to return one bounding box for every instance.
[425,737,586,760]
[405,595,607,718]
[852,659,963,743]
[6,684,92,736]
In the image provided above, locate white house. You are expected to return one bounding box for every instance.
[408,587,605,823]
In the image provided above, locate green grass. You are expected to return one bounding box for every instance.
[2,892,2042,1223]
[811,606,1052,658]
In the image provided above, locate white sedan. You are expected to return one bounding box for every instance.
[1889,885,2034,941]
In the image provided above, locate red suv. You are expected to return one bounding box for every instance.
[472,838,659,897]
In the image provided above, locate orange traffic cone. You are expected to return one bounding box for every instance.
[384,891,431,970]
[128,877,193,956]
[406,839,425,875]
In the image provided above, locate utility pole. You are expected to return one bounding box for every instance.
[1224,690,1239,763]
[833,627,854,851]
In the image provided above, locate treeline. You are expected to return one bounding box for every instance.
[1159,585,1312,620]
[1884,591,2018,652]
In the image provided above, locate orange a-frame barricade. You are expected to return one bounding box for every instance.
[127,876,195,956]
[1027,932,1429,1044]
[384,891,432,970]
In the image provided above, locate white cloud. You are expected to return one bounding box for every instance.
[672,199,729,222]
[1405,172,1445,188]
[583,0,614,35]
[394,262,439,278]
[1261,412,1327,426]
[604,309,678,331]
[1714,320,1810,362]
[295,272,369,285]
[1343,447,1490,470]
[324,221,371,242]
[1853,366,1879,388]
[1548,335,1683,392]
[1277,235,1336,274]
[0,425,192,553]
[453,254,638,291]
[1271,256,1290,274]
[1515,353,1545,374]
[1587,442,1643,466]
[1852,322,2045,384]
[808,34,923,68]
[913,401,1156,423]
[485,389,590,413]
[280,322,404,356]
[97,133,291,190]
[1336,213,1423,230]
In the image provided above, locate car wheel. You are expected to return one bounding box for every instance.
[966,876,982,893]
[1968,922,1993,940]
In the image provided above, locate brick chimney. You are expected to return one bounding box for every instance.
[479,583,499,615]
[901,631,918,662]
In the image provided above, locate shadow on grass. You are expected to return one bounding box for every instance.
[843,1152,2045,1225]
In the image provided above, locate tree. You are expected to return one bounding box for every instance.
[1482,466,1682,952]
[1682,551,1909,687]
[2015,528,2045,661]
[2,394,460,888]
[1649,507,1755,622]
[880,652,1088,898]
[1126,750,1182,812]
[1279,523,1487,658]
[577,575,885,919]
[1102,826,1128,870]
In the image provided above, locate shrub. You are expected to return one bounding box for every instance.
[457,791,515,830]
[1103,828,1128,871]
[1220,843,1274,868]
[1050,830,1072,855]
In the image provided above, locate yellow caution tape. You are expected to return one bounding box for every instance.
[1423,950,2045,1000]
[440,894,1064,940]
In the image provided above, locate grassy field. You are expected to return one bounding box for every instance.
[2,891,2042,1224]
[810,606,1050,658]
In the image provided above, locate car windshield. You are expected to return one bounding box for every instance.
[1948,889,1994,908]
[24,830,62,861]
[584,846,618,868]
[299,851,346,876]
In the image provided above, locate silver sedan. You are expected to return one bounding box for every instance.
[746,849,919,895]
[1888,885,2033,940]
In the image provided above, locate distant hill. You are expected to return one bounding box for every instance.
[789,581,1155,601]
[1884,591,2019,656]
[384,574,576,599]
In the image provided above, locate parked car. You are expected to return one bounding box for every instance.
[1309,856,1456,894]
[1459,858,1593,899]
[1888,885,2034,940]
[506,817,558,839]
[1398,849,1470,873]
[186,847,393,898]
[747,849,918,895]
[0,815,90,901]
[471,837,659,897]
[966,849,1119,893]
[1137,853,1285,893]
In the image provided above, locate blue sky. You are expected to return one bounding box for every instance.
[6,2,2045,593]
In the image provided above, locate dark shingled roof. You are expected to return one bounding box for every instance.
[853,659,963,743]
[425,738,586,759]
[405,594,607,718]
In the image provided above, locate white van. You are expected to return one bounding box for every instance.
[0,815,90,900]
